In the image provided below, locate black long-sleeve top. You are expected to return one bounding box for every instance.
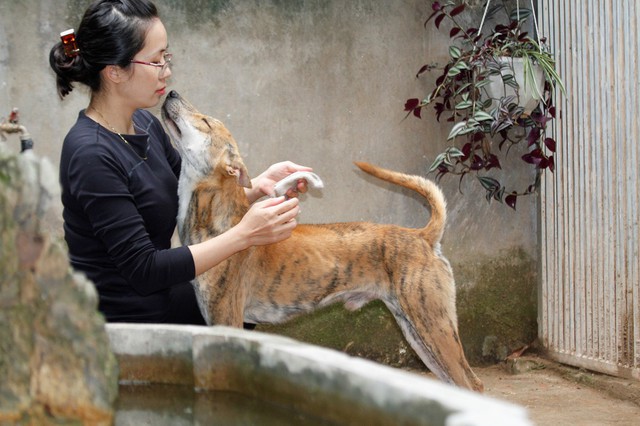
[59,109,195,322]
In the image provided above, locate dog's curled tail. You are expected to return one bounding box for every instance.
[354,162,447,245]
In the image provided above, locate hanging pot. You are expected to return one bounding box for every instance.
[484,57,545,114]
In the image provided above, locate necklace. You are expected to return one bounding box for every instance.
[89,107,148,160]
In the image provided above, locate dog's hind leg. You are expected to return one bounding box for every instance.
[383,294,484,392]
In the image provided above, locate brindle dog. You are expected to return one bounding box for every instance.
[161,90,483,392]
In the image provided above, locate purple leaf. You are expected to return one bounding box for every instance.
[404,98,420,111]
[485,154,502,170]
[522,153,538,165]
[470,155,484,170]
[472,131,485,142]
[462,142,472,160]
[416,64,430,77]
[527,128,541,146]
[544,137,556,152]
[505,194,517,210]
[425,11,439,27]
[450,4,465,17]
[538,157,549,169]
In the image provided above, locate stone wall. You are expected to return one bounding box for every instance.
[0,146,118,424]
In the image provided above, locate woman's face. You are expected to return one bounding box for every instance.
[120,18,171,109]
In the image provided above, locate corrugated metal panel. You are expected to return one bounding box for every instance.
[539,0,639,380]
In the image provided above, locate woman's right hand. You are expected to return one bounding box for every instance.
[237,196,300,247]
[189,196,299,276]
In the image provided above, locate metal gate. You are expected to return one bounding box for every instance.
[538,0,639,380]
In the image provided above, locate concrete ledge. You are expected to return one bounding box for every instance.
[106,324,531,426]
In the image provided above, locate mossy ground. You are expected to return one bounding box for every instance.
[257,301,425,371]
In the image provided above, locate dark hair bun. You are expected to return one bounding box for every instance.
[49,0,159,100]
[49,41,83,99]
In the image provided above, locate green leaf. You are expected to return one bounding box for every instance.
[475,78,493,88]
[455,100,473,110]
[473,111,494,122]
[485,189,494,203]
[458,125,477,136]
[454,83,473,97]
[510,8,532,21]
[447,66,461,77]
[444,146,464,162]
[478,176,500,191]
[505,78,519,89]
[481,98,494,109]
[427,147,465,173]
[428,153,447,172]
[447,121,467,140]
[449,46,462,59]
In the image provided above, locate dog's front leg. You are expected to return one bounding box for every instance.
[202,290,246,328]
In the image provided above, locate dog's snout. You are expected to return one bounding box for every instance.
[162,90,182,119]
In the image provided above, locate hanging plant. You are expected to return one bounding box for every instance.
[405,0,565,209]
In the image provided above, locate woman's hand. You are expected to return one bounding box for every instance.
[236,196,300,246]
[189,196,300,275]
[245,161,313,203]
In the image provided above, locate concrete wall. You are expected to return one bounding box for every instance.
[0,0,538,364]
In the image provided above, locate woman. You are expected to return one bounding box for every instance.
[49,0,310,325]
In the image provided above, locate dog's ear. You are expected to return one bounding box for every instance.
[220,141,252,188]
[226,162,252,188]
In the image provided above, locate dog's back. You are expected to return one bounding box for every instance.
[354,161,446,246]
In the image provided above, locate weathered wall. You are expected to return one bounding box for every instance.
[0,0,538,364]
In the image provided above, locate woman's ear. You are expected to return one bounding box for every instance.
[103,64,123,83]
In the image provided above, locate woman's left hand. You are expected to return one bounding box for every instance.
[246,161,313,203]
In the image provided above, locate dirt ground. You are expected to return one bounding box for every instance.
[449,356,640,425]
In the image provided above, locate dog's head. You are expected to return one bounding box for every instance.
[161,90,251,188]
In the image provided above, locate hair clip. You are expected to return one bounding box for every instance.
[60,29,80,58]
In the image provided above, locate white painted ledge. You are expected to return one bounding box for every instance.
[106,324,531,426]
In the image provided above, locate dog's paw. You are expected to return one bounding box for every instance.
[273,171,324,198]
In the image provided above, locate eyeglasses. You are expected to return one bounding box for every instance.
[130,53,172,75]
